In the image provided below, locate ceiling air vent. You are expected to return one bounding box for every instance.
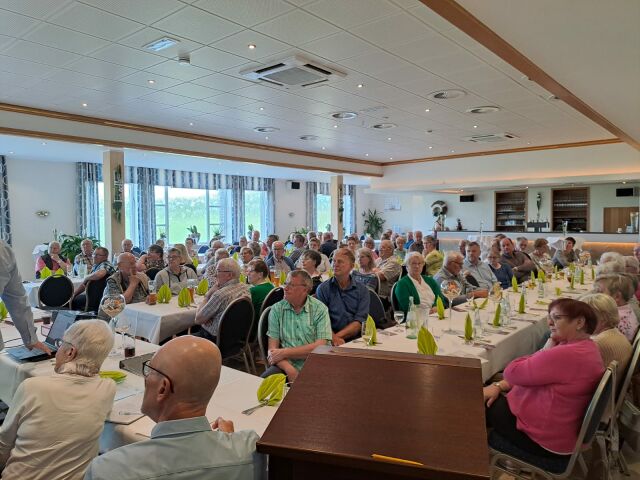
[240,55,346,89]
[428,89,466,100]
[464,133,518,143]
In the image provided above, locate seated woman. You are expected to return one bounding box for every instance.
[184,237,198,259]
[530,238,552,270]
[299,250,327,295]
[394,235,407,260]
[247,259,274,319]
[483,299,604,468]
[593,273,639,342]
[486,250,513,289]
[394,252,447,315]
[580,293,632,373]
[239,246,254,274]
[0,320,115,479]
[173,243,196,273]
[363,237,379,260]
[35,241,72,278]
[552,236,579,268]
[423,235,443,276]
[136,244,165,272]
[351,247,378,291]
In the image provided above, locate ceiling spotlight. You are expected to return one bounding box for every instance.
[622,181,627,184]
[178,54,191,66]
[459,189,464,193]
[147,79,155,85]
[259,107,264,111]
[41,142,47,146]
[365,153,369,157]
[253,126,279,133]
[425,108,430,112]
[387,137,392,141]
[467,106,500,114]
[321,146,326,150]
[429,89,466,100]
[8,151,14,154]
[265,136,269,140]
[451,150,455,153]
[81,102,88,107]
[331,111,357,120]
[473,125,478,128]
[428,146,433,149]
[357,83,363,88]
[299,135,319,141]
[333,124,338,128]
[248,44,256,50]
[371,123,397,130]
[389,157,393,160]
[189,122,194,126]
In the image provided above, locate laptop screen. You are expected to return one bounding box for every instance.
[45,311,77,345]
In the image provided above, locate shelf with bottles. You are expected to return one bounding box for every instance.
[495,190,527,232]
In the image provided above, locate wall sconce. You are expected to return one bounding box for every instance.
[35,210,50,218]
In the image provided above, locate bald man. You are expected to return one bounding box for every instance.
[84,337,265,479]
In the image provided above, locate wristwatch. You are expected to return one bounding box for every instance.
[492,382,504,392]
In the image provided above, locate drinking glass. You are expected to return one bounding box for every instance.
[361,321,373,347]
[489,282,503,318]
[99,293,126,356]
[118,316,136,358]
[393,311,405,330]
[440,280,461,334]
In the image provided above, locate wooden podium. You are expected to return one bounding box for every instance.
[257,346,489,480]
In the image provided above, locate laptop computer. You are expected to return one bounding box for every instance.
[6,310,78,362]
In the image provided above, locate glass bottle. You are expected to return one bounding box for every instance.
[406,296,418,339]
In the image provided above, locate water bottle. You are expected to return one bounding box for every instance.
[500,295,511,326]
[406,296,418,339]
[537,280,545,299]
[473,308,483,338]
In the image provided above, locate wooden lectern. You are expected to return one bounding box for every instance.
[257,346,489,480]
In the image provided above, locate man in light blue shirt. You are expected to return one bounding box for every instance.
[84,336,265,480]
[463,241,498,290]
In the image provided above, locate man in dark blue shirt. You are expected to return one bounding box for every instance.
[316,248,369,346]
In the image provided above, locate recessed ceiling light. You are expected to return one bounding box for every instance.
[259,107,264,111]
[428,146,433,149]
[333,124,338,128]
[527,142,531,145]
[467,106,500,114]
[8,151,14,154]
[189,122,194,126]
[248,44,256,49]
[525,186,529,189]
[357,83,363,88]
[425,129,433,134]
[429,89,466,100]
[321,146,326,150]
[622,181,627,184]
[387,137,392,141]
[473,125,478,128]
[365,153,369,157]
[265,136,269,140]
[41,142,47,146]
[81,102,88,107]
[450,150,455,153]
[331,111,357,120]
[253,126,279,133]
[371,123,397,129]
[143,37,179,52]
[389,157,393,160]
[147,79,155,85]
[425,108,430,112]
[459,189,464,192]
[299,135,319,141]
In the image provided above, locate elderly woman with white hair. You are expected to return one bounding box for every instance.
[593,274,639,342]
[0,320,115,480]
[35,241,72,278]
[580,293,632,373]
[596,251,626,276]
[394,252,447,315]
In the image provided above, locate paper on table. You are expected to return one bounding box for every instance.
[109,392,145,425]
[114,382,145,402]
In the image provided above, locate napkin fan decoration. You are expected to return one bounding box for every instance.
[55,268,65,276]
[232,252,239,261]
[279,270,287,285]
[257,373,286,406]
[417,326,438,355]
[178,287,191,307]
[518,292,526,314]
[464,312,473,342]
[365,315,377,345]
[192,256,199,268]
[0,301,8,321]
[436,296,445,320]
[493,302,502,327]
[537,269,546,283]
[196,278,209,295]
[511,276,519,293]
[530,271,536,285]
[40,266,52,279]
[157,284,172,303]
[579,269,585,285]
[99,371,127,383]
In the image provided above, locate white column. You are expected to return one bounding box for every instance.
[102,150,125,256]
[330,175,344,240]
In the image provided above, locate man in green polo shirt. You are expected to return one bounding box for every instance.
[262,270,332,382]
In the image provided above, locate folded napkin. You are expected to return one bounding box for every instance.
[54,268,65,276]
[0,301,8,321]
[327,268,334,278]
[232,252,239,261]
[493,303,502,327]
[196,278,209,295]
[555,286,562,296]
[518,292,526,314]
[579,269,585,285]
[157,284,172,303]
[591,266,595,280]
[365,315,377,345]
[192,256,199,268]
[177,287,191,307]
[570,272,575,290]
[257,373,286,405]
[40,266,52,279]
[530,271,536,285]
[279,270,287,285]
[464,312,473,342]
[537,269,546,283]
[511,276,519,293]
[99,371,127,383]
[472,297,488,310]
[240,273,247,284]
[417,326,437,355]
[436,296,445,320]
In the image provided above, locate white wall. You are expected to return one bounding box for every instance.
[274,179,306,238]
[6,158,76,279]
[590,183,640,231]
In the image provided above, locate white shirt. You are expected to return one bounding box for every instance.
[0,373,116,480]
[408,275,435,311]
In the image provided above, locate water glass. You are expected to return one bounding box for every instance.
[393,311,405,329]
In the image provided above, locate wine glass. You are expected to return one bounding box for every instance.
[361,321,373,347]
[99,293,126,356]
[440,280,461,334]
[393,311,405,331]
[489,282,503,317]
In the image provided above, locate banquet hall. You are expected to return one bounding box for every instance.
[0,1,639,479]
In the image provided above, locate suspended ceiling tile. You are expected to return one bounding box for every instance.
[152,6,243,45]
[211,30,290,62]
[80,0,185,24]
[163,82,221,100]
[91,44,165,69]
[0,9,40,37]
[189,46,248,71]
[193,0,294,27]
[119,71,183,90]
[303,0,401,29]
[352,12,434,47]
[49,3,143,41]
[301,32,377,62]
[118,27,203,59]
[254,9,339,45]
[66,56,137,80]
[2,39,81,67]
[23,23,110,55]
[191,73,254,92]
[0,0,72,20]
[144,59,212,81]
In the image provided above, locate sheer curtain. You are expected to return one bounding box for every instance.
[305,181,317,231]
[76,162,102,239]
[126,167,158,249]
[343,184,357,236]
[244,176,275,235]
[0,156,11,244]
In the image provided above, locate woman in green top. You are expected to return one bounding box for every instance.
[394,252,448,313]
[423,235,444,276]
[247,259,274,319]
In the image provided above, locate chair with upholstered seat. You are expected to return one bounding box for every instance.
[38,275,74,310]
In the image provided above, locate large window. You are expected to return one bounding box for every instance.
[154,185,167,242]
[245,190,267,235]
[97,182,105,247]
[343,194,353,235]
[166,187,207,245]
[316,194,331,232]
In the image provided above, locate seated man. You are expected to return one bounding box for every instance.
[205,248,230,287]
[374,240,402,301]
[119,238,139,258]
[195,258,250,342]
[297,237,330,273]
[288,234,306,264]
[73,238,94,275]
[515,236,531,255]
[136,244,165,272]
[552,236,580,268]
[500,237,536,283]
[101,253,149,316]
[316,248,369,345]
[264,234,279,261]
[434,251,487,306]
[72,247,114,310]
[263,270,332,382]
[84,336,265,479]
[265,241,295,273]
[320,232,337,257]
[463,241,498,290]
[155,248,198,295]
[405,231,415,249]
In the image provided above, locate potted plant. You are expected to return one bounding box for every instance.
[187,225,200,243]
[247,224,254,237]
[211,227,224,241]
[362,209,385,238]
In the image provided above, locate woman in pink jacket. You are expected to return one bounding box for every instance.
[483,298,604,466]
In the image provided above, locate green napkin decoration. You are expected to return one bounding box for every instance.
[232,252,238,261]
[554,265,559,279]
[417,326,438,355]
[366,315,377,345]
[518,292,526,314]
[196,278,209,295]
[537,269,545,283]
[591,266,595,280]
[493,303,502,327]
[55,268,65,276]
[530,271,535,285]
[327,268,334,278]
[511,275,519,292]
[240,273,246,284]
[0,301,8,321]
[192,256,199,268]
[40,266,52,279]
[555,286,562,296]
[570,272,575,290]
[464,312,473,341]
[579,269,585,285]
[479,297,488,309]
[178,287,191,307]
[157,284,172,303]
[279,270,287,285]
[257,373,286,405]
[99,370,127,383]
[436,296,445,320]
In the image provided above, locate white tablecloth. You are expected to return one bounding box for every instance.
[22,278,85,308]
[0,324,277,452]
[119,296,202,344]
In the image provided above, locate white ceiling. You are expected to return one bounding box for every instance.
[0,0,619,164]
[0,132,370,184]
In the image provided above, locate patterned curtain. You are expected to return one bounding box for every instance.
[76,162,102,239]
[305,181,317,231]
[158,169,222,189]
[127,167,158,249]
[343,184,357,236]
[0,156,11,244]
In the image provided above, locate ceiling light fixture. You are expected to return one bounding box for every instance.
[189,122,194,126]
[299,135,319,141]
[248,44,256,50]
[365,153,369,157]
[389,157,393,160]
[331,111,357,120]
[425,108,430,112]
[371,123,397,129]
[41,142,47,146]
[387,137,391,141]
[265,136,269,140]
[429,89,466,100]
[8,151,14,154]
[357,83,363,88]
[473,125,478,128]
[81,102,88,107]
[178,54,191,66]
[259,107,264,111]
[321,146,326,150]
[147,79,155,85]
[253,126,279,133]
[622,181,627,184]
[426,129,433,134]
[143,37,179,52]
[428,146,433,149]
[333,124,338,128]
[467,106,500,114]
[451,150,455,153]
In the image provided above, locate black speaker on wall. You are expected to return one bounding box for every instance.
[616,187,637,197]
[460,194,475,202]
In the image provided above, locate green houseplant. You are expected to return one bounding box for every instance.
[58,234,101,261]
[362,209,385,239]
[187,225,200,243]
